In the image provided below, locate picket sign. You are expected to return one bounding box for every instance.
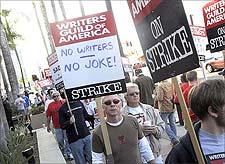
[63,89,79,135]
[95,97,114,164]
[172,77,205,164]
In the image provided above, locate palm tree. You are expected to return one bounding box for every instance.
[0,18,19,102]
[32,1,49,57]
[40,0,56,53]
[78,0,85,16]
[1,10,26,91]
[105,0,125,57]
[0,50,11,98]
[50,0,59,21]
[58,0,67,19]
[0,52,12,101]
[0,49,10,151]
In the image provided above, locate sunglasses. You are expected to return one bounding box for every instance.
[103,99,120,106]
[53,95,59,98]
[128,92,139,96]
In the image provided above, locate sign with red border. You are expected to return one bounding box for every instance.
[203,0,225,52]
[128,0,199,83]
[50,11,126,101]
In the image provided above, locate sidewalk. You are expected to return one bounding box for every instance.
[36,128,66,164]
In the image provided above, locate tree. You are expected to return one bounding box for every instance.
[79,0,85,16]
[105,0,125,57]
[0,55,9,152]
[0,18,19,102]
[58,0,67,19]
[0,51,12,101]
[1,10,26,91]
[32,1,49,57]
[40,0,55,53]
[50,0,59,21]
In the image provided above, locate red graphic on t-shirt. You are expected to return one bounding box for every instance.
[118,135,126,144]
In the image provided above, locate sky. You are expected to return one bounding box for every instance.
[1,0,210,81]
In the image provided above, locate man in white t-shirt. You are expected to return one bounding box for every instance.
[166,79,225,163]
[122,83,165,163]
[15,94,26,116]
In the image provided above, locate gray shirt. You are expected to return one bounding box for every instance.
[199,129,225,163]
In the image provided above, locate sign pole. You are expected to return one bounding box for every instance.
[63,89,79,135]
[223,50,225,79]
[95,97,114,164]
[172,77,205,164]
[200,61,207,80]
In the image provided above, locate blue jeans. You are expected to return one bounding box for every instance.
[69,135,92,164]
[54,128,72,156]
[160,112,177,141]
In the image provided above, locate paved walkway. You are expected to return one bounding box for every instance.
[36,128,66,164]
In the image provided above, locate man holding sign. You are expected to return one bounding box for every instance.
[166,79,225,163]
[92,94,155,164]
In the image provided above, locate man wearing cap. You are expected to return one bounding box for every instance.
[46,91,73,160]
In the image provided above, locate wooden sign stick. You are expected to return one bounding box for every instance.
[223,50,225,79]
[63,89,79,135]
[95,97,114,164]
[172,77,205,164]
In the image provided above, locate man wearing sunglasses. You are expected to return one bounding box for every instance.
[92,94,155,164]
[122,83,165,163]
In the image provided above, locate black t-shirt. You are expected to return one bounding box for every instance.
[58,100,90,144]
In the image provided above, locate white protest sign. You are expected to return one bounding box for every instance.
[47,52,64,90]
[50,11,126,101]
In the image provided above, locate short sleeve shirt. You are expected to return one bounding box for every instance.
[199,129,225,163]
[92,116,144,164]
[46,100,64,128]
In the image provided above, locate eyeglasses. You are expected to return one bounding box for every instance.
[53,95,59,98]
[103,99,120,106]
[128,92,139,96]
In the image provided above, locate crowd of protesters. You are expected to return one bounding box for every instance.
[45,69,225,163]
[2,68,224,164]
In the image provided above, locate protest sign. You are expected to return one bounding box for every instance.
[128,0,199,83]
[50,11,126,101]
[43,68,52,79]
[128,0,205,163]
[203,0,225,53]
[37,79,52,88]
[190,25,207,57]
[190,25,208,78]
[47,52,64,90]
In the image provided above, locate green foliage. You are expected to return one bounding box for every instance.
[0,122,31,164]
[30,105,45,115]
[0,9,22,49]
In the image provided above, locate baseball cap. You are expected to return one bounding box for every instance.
[51,90,60,97]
